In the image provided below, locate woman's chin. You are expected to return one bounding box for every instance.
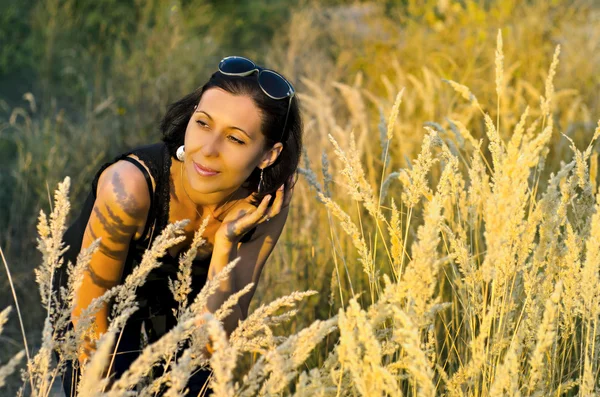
[188,182,218,195]
[189,180,239,197]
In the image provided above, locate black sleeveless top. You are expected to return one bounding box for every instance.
[54,142,254,337]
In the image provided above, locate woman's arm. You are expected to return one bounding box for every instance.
[206,206,288,334]
[205,179,294,336]
[71,160,151,364]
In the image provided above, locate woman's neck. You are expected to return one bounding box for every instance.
[170,158,245,220]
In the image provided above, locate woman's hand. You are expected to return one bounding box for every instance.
[215,175,295,244]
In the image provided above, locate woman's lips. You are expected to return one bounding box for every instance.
[193,161,220,176]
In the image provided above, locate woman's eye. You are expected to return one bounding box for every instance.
[195,120,244,144]
[228,136,245,145]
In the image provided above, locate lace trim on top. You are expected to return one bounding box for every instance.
[157,144,173,238]
[127,143,172,244]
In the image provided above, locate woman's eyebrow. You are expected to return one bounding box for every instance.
[196,110,252,139]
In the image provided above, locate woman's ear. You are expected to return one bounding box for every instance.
[259,142,283,169]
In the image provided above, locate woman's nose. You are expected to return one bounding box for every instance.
[199,133,221,157]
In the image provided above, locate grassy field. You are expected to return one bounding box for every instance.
[1,0,600,395]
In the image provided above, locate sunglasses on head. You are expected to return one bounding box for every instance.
[218,56,295,142]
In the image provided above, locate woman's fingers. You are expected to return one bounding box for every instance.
[266,185,285,219]
[230,194,272,235]
[219,173,301,241]
[254,194,272,222]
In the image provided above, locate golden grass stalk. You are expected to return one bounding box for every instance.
[230,290,317,352]
[386,88,405,141]
[207,315,237,397]
[76,331,116,396]
[185,258,241,318]
[447,118,479,148]
[495,29,504,99]
[327,132,385,223]
[580,192,600,316]
[392,307,435,397]
[66,239,101,311]
[336,299,400,396]
[234,308,336,397]
[0,247,32,387]
[24,177,75,396]
[398,193,443,324]
[0,351,25,390]
[35,176,71,308]
[0,307,26,390]
[489,328,524,397]
[527,281,562,394]
[541,45,561,118]
[291,369,331,397]
[258,317,337,395]
[317,192,375,285]
[398,130,440,208]
[387,199,404,277]
[0,307,11,335]
[580,351,596,397]
[442,79,480,108]
[446,307,494,395]
[105,315,201,395]
[213,282,254,322]
[483,112,504,170]
[162,348,193,397]
[558,222,582,335]
[51,239,102,358]
[26,317,55,397]
[169,216,209,318]
[506,106,530,156]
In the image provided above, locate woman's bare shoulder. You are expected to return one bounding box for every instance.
[95,158,153,224]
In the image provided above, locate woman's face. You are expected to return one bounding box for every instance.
[183,87,272,197]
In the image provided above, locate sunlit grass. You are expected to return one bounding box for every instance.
[1,1,600,395]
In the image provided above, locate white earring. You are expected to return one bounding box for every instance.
[176,145,185,161]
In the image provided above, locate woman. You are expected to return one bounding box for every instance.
[53,56,302,395]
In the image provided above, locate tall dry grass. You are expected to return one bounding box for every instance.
[4,3,599,359]
[1,26,600,395]
[250,3,600,342]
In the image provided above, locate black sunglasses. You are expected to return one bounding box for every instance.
[218,56,295,141]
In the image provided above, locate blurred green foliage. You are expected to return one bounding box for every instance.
[0,0,34,75]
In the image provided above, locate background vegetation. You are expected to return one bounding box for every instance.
[1,0,600,395]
